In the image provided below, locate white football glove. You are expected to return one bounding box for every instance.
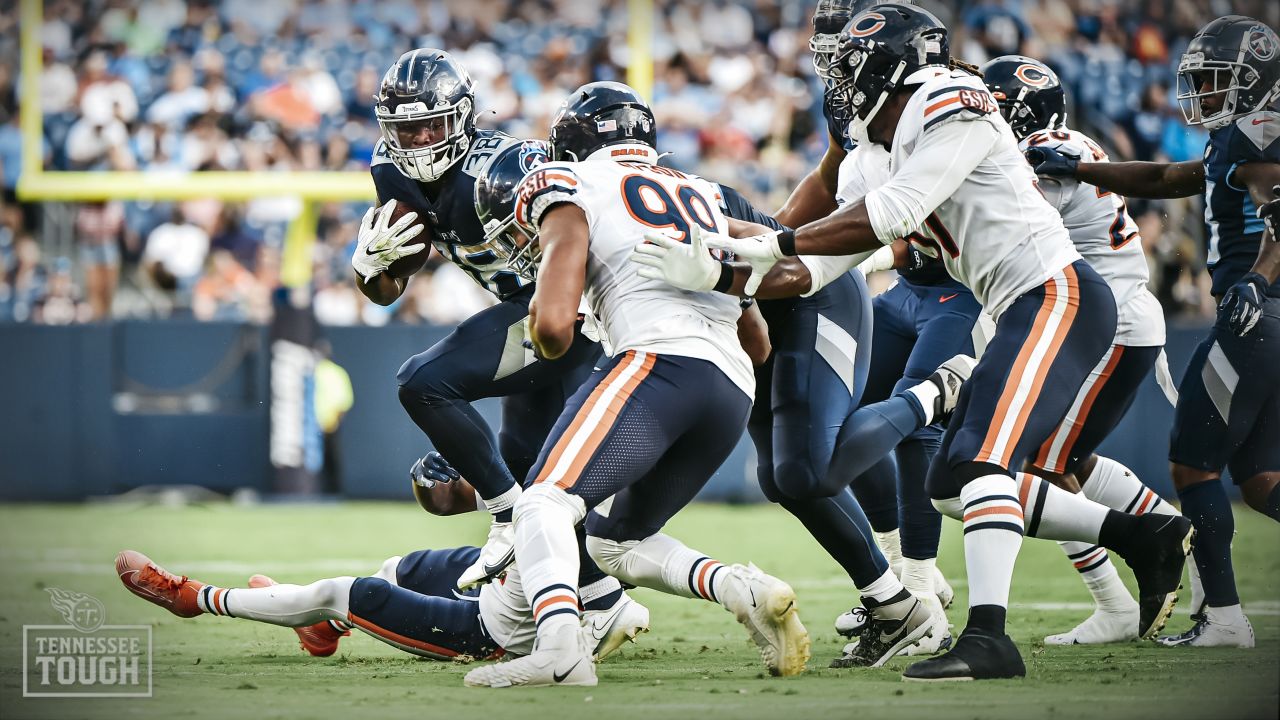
[702,229,787,296]
[351,199,426,282]
[630,224,724,292]
[855,244,896,276]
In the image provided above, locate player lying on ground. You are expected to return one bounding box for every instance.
[115,545,648,663]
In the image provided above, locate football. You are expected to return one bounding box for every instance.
[384,200,429,279]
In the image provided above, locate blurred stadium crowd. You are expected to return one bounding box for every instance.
[0,0,1275,325]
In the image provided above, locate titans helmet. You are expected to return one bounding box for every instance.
[1176,16,1280,129]
[374,48,477,181]
[474,140,550,280]
[981,55,1067,139]
[548,82,657,163]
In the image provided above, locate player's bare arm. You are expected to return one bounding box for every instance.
[1029,149,1206,199]
[1236,163,1280,282]
[773,135,845,228]
[736,300,772,367]
[528,204,589,360]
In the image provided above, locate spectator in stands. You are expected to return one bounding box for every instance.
[192,248,261,321]
[146,60,210,130]
[74,200,125,320]
[143,206,209,304]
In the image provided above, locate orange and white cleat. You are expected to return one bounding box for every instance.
[115,550,205,618]
[247,574,349,657]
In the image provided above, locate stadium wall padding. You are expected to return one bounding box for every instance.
[0,319,1218,502]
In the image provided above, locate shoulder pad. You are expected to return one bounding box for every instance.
[920,80,999,133]
[1231,111,1280,155]
[371,138,394,168]
[514,162,584,231]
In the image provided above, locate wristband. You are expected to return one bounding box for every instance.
[776,229,797,256]
[713,262,735,293]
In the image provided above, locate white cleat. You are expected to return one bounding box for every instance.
[582,592,650,661]
[933,566,954,609]
[1045,606,1139,645]
[457,521,515,591]
[835,606,868,638]
[719,563,810,676]
[464,623,597,688]
[904,593,953,656]
[1157,610,1255,648]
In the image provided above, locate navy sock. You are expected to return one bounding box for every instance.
[824,395,923,494]
[852,455,900,533]
[398,389,518,501]
[1264,482,1280,522]
[897,435,943,559]
[779,489,889,588]
[1178,480,1239,607]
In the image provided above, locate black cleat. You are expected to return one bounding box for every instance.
[1112,514,1194,639]
[829,591,934,668]
[902,627,1025,682]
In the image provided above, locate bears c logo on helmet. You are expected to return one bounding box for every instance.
[849,12,887,38]
[1246,25,1277,62]
[1014,64,1053,88]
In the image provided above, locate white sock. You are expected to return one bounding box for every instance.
[1082,456,1178,517]
[483,484,522,518]
[512,484,585,636]
[1206,604,1247,625]
[586,533,728,604]
[900,556,937,599]
[874,529,903,575]
[960,475,1024,609]
[859,568,906,605]
[1058,541,1135,613]
[1016,472,1109,543]
[579,575,623,607]
[196,578,354,626]
[904,382,940,425]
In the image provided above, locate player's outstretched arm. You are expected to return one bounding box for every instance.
[529,204,589,360]
[1028,147,1205,199]
[773,136,845,228]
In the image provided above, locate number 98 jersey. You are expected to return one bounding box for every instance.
[514,157,754,397]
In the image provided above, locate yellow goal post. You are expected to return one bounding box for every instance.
[16,0,654,288]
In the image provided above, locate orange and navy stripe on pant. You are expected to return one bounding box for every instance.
[934,261,1117,490]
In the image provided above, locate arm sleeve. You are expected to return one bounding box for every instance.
[515,163,588,233]
[862,117,1001,243]
[797,250,877,297]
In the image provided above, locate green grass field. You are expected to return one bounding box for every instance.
[0,501,1276,720]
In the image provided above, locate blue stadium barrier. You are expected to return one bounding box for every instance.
[0,319,1218,502]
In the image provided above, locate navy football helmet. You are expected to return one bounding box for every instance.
[981,55,1066,140]
[474,140,550,280]
[548,82,656,163]
[375,48,477,181]
[826,3,949,142]
[811,1,913,87]
[1177,16,1280,129]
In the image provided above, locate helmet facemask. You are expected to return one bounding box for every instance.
[827,39,909,144]
[376,96,474,181]
[479,213,540,281]
[1177,53,1258,129]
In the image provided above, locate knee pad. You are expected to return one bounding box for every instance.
[931,496,963,521]
[584,535,639,578]
[374,556,402,585]
[514,482,587,525]
[774,459,832,500]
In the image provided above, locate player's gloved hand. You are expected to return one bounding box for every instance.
[352,199,426,282]
[630,224,726,292]
[855,244,896,276]
[410,451,460,489]
[1217,272,1268,337]
[1024,146,1080,178]
[1256,184,1280,240]
[702,229,793,296]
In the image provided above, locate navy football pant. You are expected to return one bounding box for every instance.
[397,287,601,504]
[927,261,1117,497]
[752,272,889,586]
[517,350,751,541]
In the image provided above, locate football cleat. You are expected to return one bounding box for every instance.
[1044,605,1139,645]
[902,627,1026,682]
[457,521,516,591]
[581,592,650,661]
[834,605,869,639]
[464,623,597,688]
[1111,514,1194,639]
[933,566,955,609]
[829,590,934,668]
[1158,609,1255,648]
[115,550,205,618]
[248,574,350,657]
[903,593,953,656]
[918,354,977,424]
[719,563,810,677]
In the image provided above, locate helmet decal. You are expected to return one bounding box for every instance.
[1014,64,1053,88]
[850,11,886,37]
[1247,25,1277,61]
[517,141,548,174]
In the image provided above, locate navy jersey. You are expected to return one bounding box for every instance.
[371,130,531,299]
[823,97,857,153]
[1203,109,1280,297]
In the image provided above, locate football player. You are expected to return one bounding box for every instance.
[1028,16,1280,648]
[462,82,811,688]
[353,49,604,591]
[114,545,646,664]
[701,5,1193,680]
[983,54,1191,646]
